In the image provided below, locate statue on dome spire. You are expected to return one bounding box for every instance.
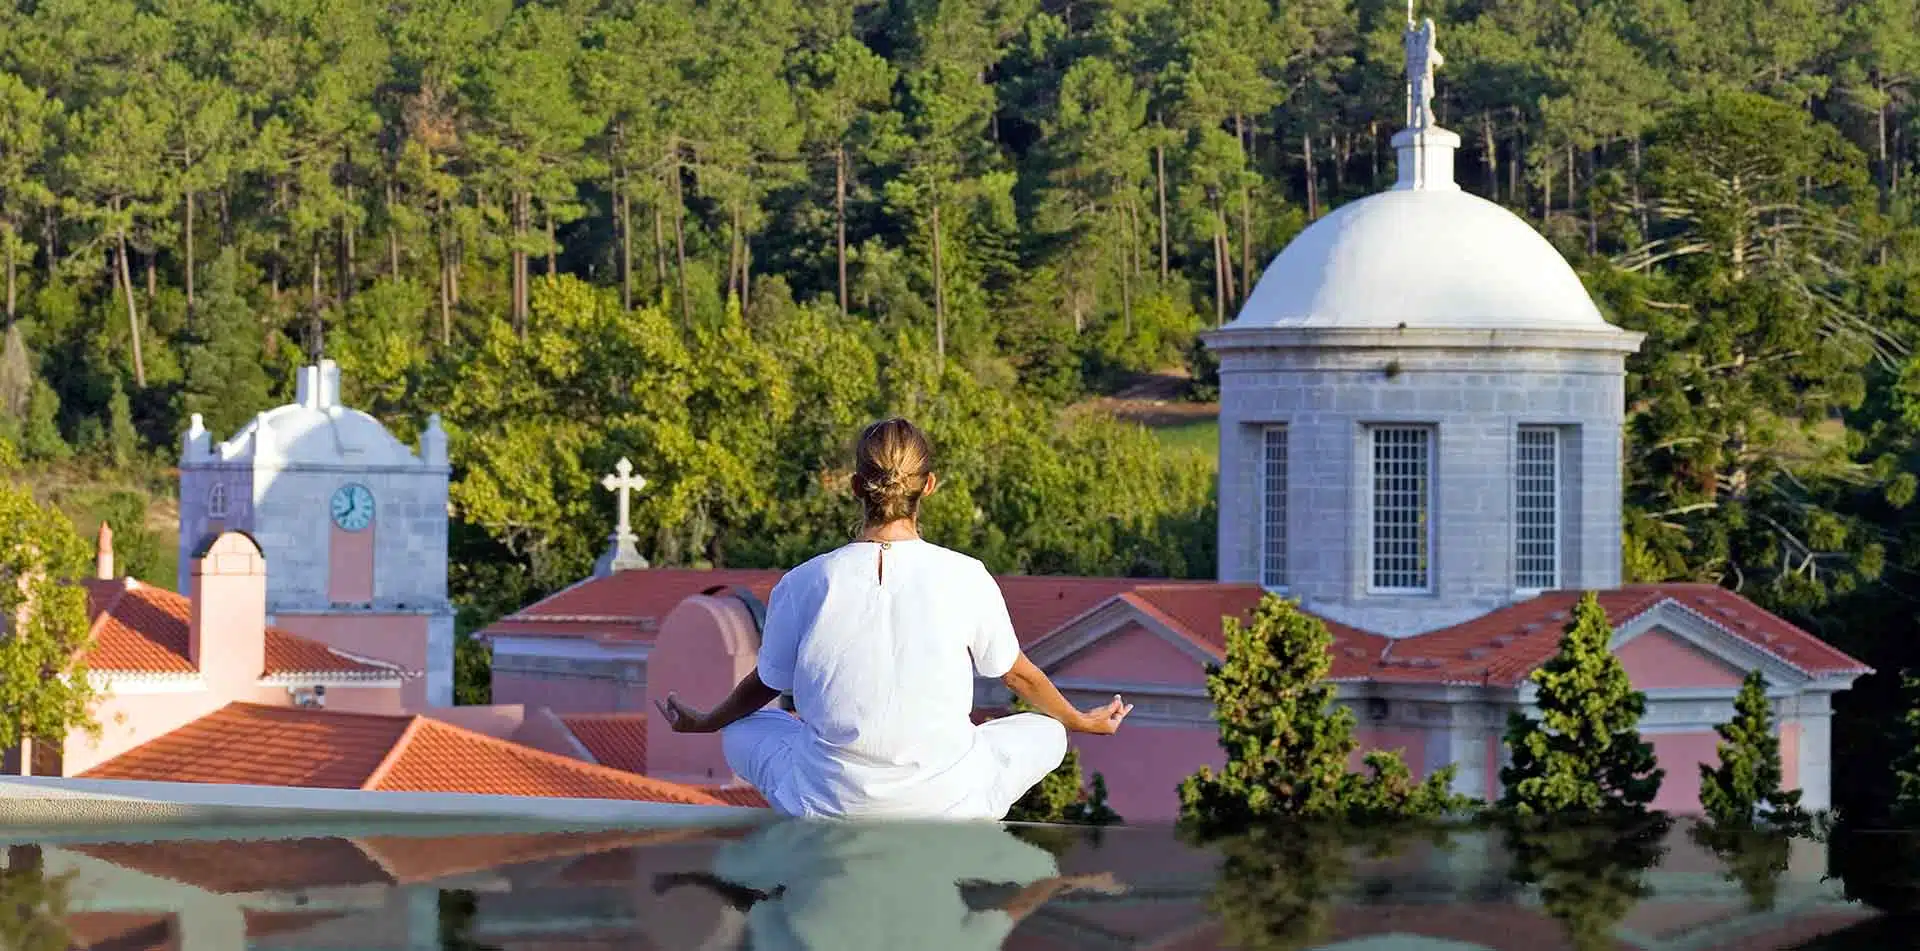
[1403,11,1443,131]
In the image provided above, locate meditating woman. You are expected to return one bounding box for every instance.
[656,417,1132,820]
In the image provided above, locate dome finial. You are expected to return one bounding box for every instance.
[1391,13,1459,191]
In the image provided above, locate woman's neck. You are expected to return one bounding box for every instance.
[857,519,920,543]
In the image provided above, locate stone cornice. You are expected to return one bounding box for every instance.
[1203,325,1645,354]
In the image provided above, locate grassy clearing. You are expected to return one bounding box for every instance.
[1152,417,1219,460]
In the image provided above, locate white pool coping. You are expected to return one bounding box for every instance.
[0,776,766,832]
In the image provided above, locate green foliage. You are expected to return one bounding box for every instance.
[1500,593,1664,817]
[178,250,275,437]
[0,477,98,766]
[453,632,491,706]
[1202,823,1353,951]
[1179,595,1467,833]
[0,848,74,951]
[1889,671,1920,825]
[104,382,136,469]
[1503,820,1671,951]
[1699,669,1807,828]
[17,379,65,463]
[1004,700,1123,826]
[1687,821,1796,913]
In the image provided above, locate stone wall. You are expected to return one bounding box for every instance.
[1217,341,1629,637]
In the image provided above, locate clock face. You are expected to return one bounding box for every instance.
[330,483,376,532]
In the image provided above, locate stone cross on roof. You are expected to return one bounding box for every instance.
[594,457,650,576]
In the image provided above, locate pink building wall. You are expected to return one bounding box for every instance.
[1074,727,1220,822]
[270,613,431,709]
[1648,731,1721,813]
[490,667,643,714]
[1618,630,1744,689]
[1059,623,1202,683]
[327,524,375,603]
[645,596,763,783]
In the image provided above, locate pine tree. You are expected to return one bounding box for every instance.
[1699,669,1806,827]
[17,380,65,463]
[1888,672,1920,825]
[178,249,273,437]
[1180,594,1460,832]
[1500,592,1664,817]
[104,383,136,470]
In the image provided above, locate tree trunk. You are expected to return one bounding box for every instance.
[220,189,232,249]
[671,159,690,325]
[1508,106,1522,204]
[184,191,195,310]
[1878,80,1891,191]
[42,205,55,272]
[1154,141,1170,281]
[1482,112,1499,200]
[931,199,946,364]
[1631,137,1648,236]
[1236,113,1253,293]
[387,182,401,278]
[619,186,633,310]
[727,204,741,302]
[1218,203,1237,305]
[17,736,29,777]
[1587,147,1599,254]
[438,218,452,346]
[741,230,751,313]
[511,190,528,336]
[1370,120,1381,187]
[146,251,155,299]
[117,222,146,388]
[1302,132,1319,220]
[5,220,15,321]
[341,147,355,299]
[836,145,849,316]
[1565,144,1574,219]
[546,214,556,277]
[1211,226,1226,327]
[652,202,667,290]
[1332,131,1348,196]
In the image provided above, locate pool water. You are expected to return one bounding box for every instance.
[4,817,1905,949]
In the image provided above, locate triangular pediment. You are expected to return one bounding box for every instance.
[1026,597,1216,683]
[1608,600,1813,689]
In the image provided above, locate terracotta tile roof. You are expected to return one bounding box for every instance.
[559,713,649,772]
[80,703,729,806]
[62,913,175,951]
[365,716,727,805]
[479,569,783,642]
[1354,585,1871,687]
[353,830,698,883]
[243,911,345,940]
[79,578,401,680]
[479,566,1209,647]
[698,784,770,808]
[1122,584,1392,680]
[70,838,392,893]
[80,703,411,788]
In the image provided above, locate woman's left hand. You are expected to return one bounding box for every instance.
[656,693,718,733]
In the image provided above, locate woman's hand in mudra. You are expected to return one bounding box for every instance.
[656,693,718,734]
[1073,695,1133,735]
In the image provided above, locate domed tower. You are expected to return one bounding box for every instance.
[1205,17,1644,637]
[177,359,453,706]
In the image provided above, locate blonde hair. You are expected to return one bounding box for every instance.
[853,417,933,524]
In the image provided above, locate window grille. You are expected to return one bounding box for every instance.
[1261,426,1288,588]
[1370,426,1432,592]
[1515,427,1561,591]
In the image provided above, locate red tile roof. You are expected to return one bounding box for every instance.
[71,838,392,892]
[80,703,728,806]
[698,784,770,808]
[1123,584,1391,680]
[1081,583,1864,688]
[479,566,1208,647]
[62,913,175,951]
[1352,585,1870,687]
[559,713,649,773]
[479,569,782,642]
[79,579,401,680]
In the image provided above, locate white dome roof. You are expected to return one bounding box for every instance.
[186,360,436,468]
[219,403,419,466]
[1226,187,1612,332]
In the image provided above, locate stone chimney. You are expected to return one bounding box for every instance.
[188,531,267,690]
[95,522,114,580]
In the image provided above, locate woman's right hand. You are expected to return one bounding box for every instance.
[1073,695,1133,735]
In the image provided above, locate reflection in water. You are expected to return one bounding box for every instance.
[0,846,73,951]
[654,820,1126,951]
[1502,819,1668,951]
[12,817,1902,950]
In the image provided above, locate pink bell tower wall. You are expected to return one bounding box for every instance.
[644,595,764,784]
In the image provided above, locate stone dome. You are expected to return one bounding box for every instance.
[1225,186,1611,333]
